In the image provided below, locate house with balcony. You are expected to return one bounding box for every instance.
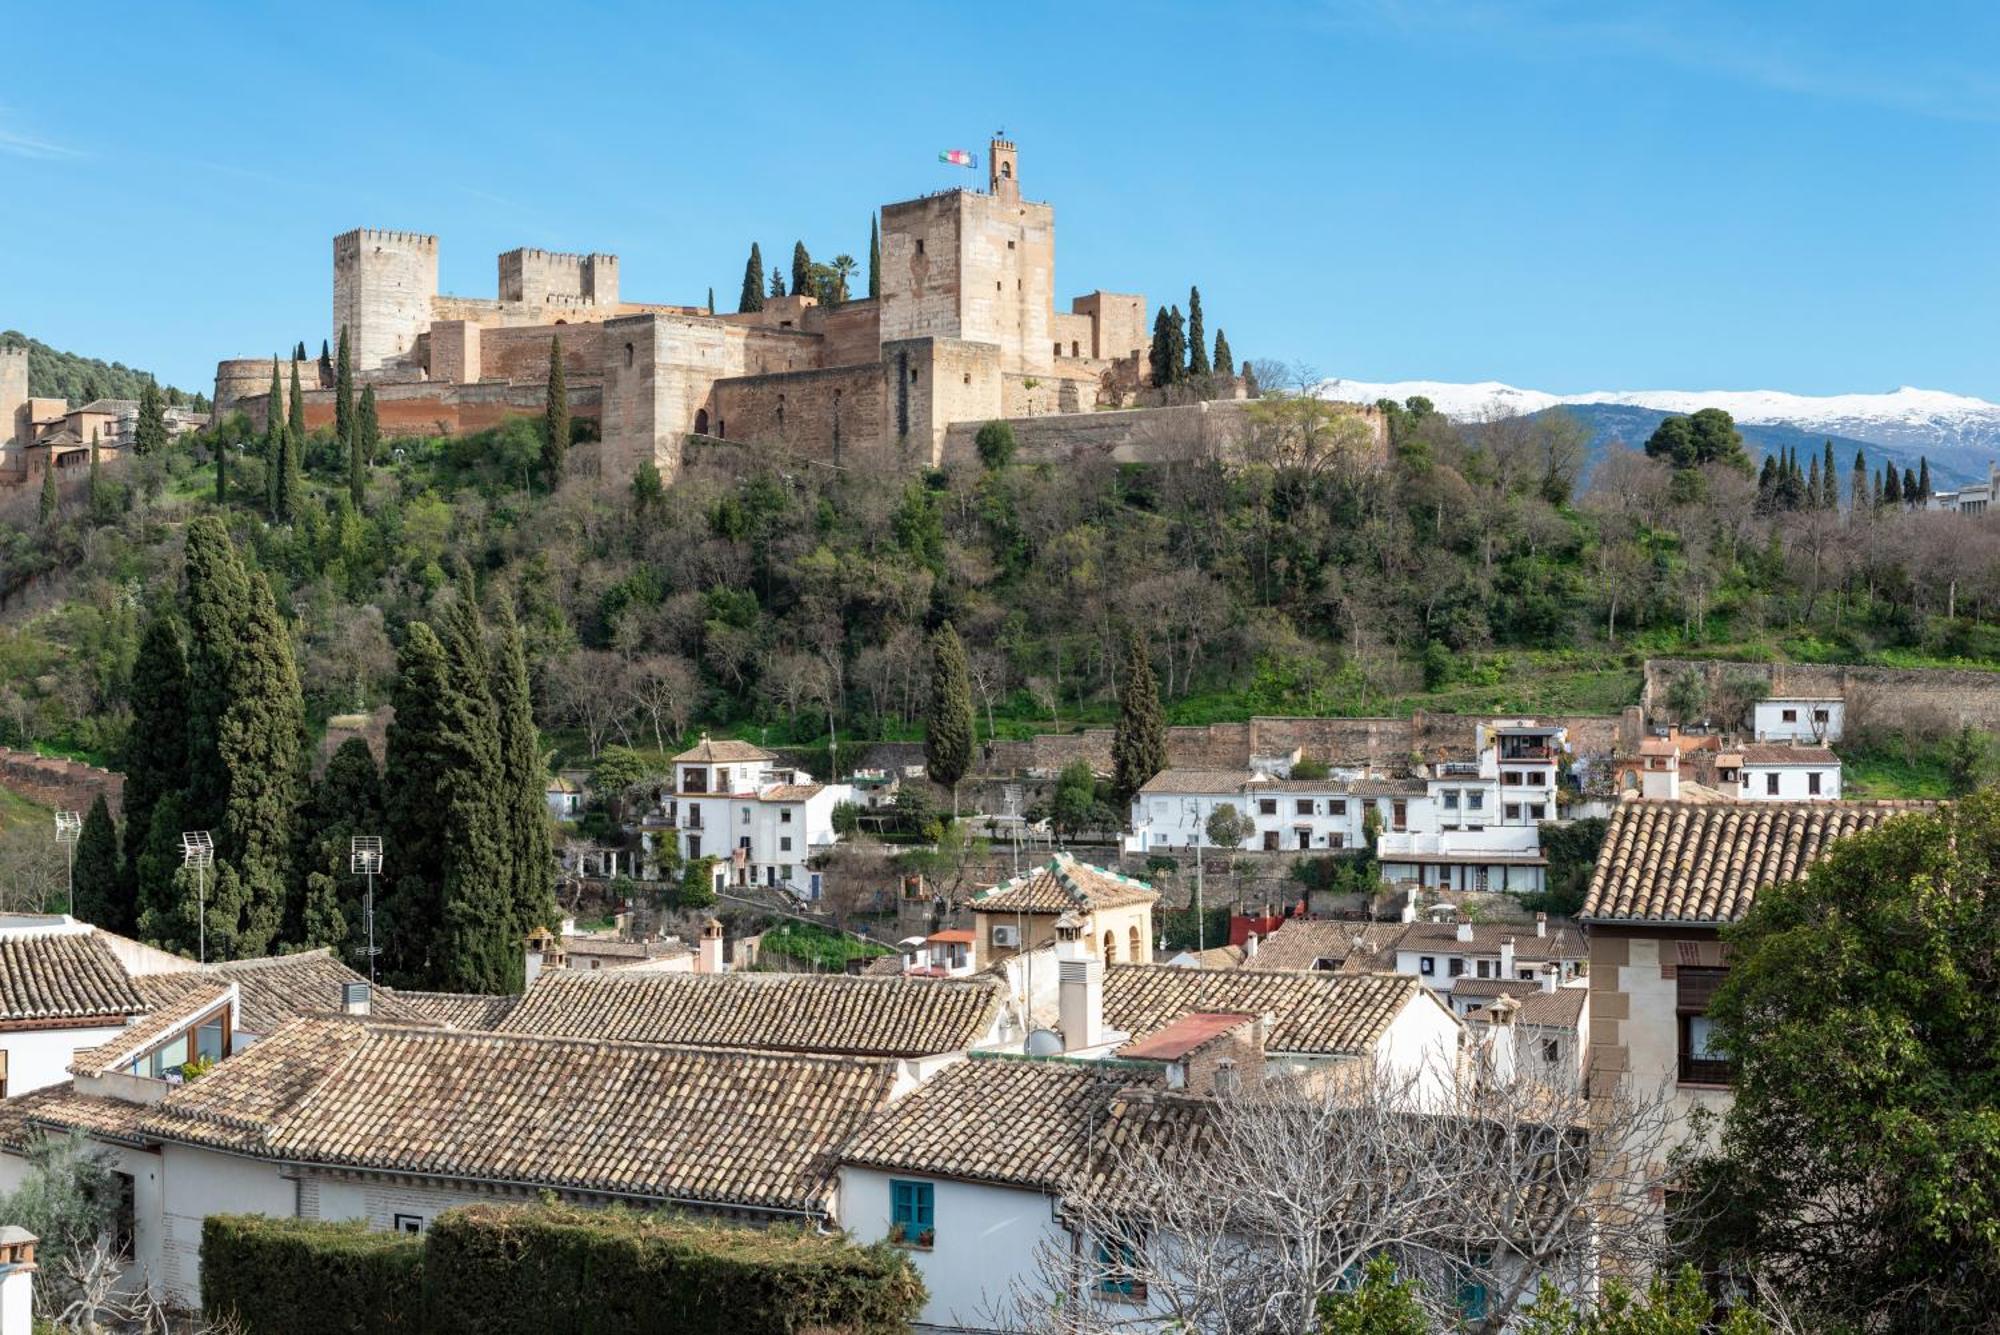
[1374,719,1569,894]
[1580,799,1931,1159]
[647,734,854,900]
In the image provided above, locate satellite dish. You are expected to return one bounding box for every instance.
[1025,1028,1064,1057]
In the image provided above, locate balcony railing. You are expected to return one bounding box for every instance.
[1678,1054,1733,1086]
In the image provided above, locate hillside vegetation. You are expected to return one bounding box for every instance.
[0,329,208,409]
[3,389,1998,782]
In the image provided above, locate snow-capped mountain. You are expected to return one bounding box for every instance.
[1320,379,2000,485]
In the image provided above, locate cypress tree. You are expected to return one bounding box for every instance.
[542,337,568,488]
[791,242,812,300]
[86,429,102,516]
[493,601,554,959]
[264,359,284,515]
[1186,287,1209,377]
[1807,456,1821,508]
[133,793,192,952]
[1242,361,1260,398]
[1884,466,1901,506]
[868,215,881,299]
[287,358,306,449]
[293,341,306,363]
[707,286,715,316]
[280,415,302,524]
[1823,441,1839,509]
[296,737,381,954]
[1112,631,1168,805]
[71,795,123,930]
[1148,308,1174,388]
[1903,467,1919,507]
[739,242,765,313]
[348,397,366,509]
[1919,457,1932,504]
[122,613,189,914]
[134,378,167,456]
[182,516,251,837]
[924,623,974,818]
[383,623,454,986]
[214,419,228,503]
[357,384,379,467]
[770,267,786,299]
[1213,330,1234,378]
[1165,306,1187,384]
[1852,449,1868,513]
[38,453,57,527]
[206,567,303,958]
[334,326,354,446]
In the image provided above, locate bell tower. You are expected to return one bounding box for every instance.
[989,137,1019,201]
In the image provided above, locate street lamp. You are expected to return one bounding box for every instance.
[180,831,213,964]
[350,836,384,986]
[53,811,82,917]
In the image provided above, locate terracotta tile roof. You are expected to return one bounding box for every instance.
[1177,944,1245,968]
[497,969,1004,1058]
[758,783,824,802]
[0,930,146,1024]
[70,982,233,1078]
[972,854,1158,915]
[1503,989,1587,1029]
[391,991,522,1030]
[1103,965,1426,1058]
[137,950,427,1033]
[1581,800,1935,924]
[1396,920,1585,960]
[1739,744,1839,766]
[672,736,776,764]
[1450,978,1541,1001]
[0,1082,155,1151]
[561,936,690,962]
[842,1057,1165,1190]
[1246,920,1406,973]
[1118,1012,1255,1061]
[1346,778,1429,797]
[1136,770,1257,795]
[138,1018,898,1214]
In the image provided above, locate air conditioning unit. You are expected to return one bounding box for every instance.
[992,925,1021,947]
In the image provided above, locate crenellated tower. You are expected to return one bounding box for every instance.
[333,228,439,372]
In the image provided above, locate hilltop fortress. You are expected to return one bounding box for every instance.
[215,139,1379,480]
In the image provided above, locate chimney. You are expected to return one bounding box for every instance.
[1243,932,1259,960]
[1499,936,1516,980]
[341,982,371,1017]
[1486,995,1519,1088]
[1540,968,1557,994]
[1056,919,1102,1052]
[1535,912,1547,938]
[0,1227,37,1335]
[697,918,724,975]
[1456,917,1474,943]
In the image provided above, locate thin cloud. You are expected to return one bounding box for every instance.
[0,122,79,160]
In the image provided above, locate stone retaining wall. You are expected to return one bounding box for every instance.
[0,748,121,818]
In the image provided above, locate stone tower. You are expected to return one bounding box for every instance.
[989,138,1019,201]
[0,345,27,448]
[333,229,439,373]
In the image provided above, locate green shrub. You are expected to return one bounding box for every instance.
[422,1202,924,1334]
[202,1214,425,1334]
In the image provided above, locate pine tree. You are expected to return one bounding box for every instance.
[1186,287,1209,377]
[287,358,306,449]
[296,738,380,953]
[542,337,568,488]
[739,242,764,313]
[1166,306,1187,384]
[791,242,812,300]
[357,384,379,467]
[134,378,168,456]
[72,795,125,931]
[38,453,57,527]
[493,601,554,959]
[1148,308,1174,388]
[924,623,974,818]
[1852,449,1868,513]
[334,326,354,446]
[122,613,189,915]
[868,215,881,299]
[770,267,786,299]
[1213,330,1234,378]
[1112,631,1167,805]
[1823,441,1839,509]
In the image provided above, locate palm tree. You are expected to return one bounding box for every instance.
[829,255,859,304]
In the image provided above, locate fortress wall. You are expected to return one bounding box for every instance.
[477,322,606,382]
[1050,311,1093,361]
[1072,291,1148,363]
[940,398,1388,469]
[1642,658,2000,733]
[238,381,600,438]
[804,299,882,368]
[1000,371,1095,418]
[709,363,888,466]
[212,359,324,428]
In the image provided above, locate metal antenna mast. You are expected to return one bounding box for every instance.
[179,832,213,963]
[53,811,82,916]
[350,836,384,986]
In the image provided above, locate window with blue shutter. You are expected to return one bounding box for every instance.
[1095,1237,1144,1298]
[889,1179,934,1246]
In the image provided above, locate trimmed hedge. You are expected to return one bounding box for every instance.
[422,1203,925,1335]
[203,1202,924,1335]
[201,1214,425,1334]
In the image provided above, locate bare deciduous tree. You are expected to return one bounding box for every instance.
[624,653,703,755]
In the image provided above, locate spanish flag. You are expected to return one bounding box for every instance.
[939,148,976,168]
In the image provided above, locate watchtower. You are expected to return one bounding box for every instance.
[332,229,440,372]
[0,346,26,448]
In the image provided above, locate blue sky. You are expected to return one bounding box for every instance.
[3,0,1996,398]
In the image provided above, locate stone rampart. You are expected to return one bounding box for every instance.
[1643,657,2000,733]
[939,397,1388,469]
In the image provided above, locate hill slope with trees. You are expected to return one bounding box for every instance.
[0,330,208,409]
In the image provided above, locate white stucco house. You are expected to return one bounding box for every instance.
[647,735,854,900]
[1752,697,1843,744]
[1718,743,1842,801]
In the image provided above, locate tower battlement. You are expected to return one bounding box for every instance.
[499,248,619,307]
[333,228,438,254]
